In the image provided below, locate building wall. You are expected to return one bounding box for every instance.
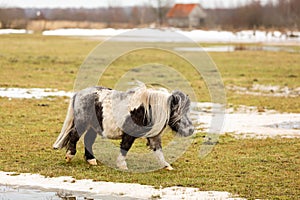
[189,6,206,27]
[167,18,189,27]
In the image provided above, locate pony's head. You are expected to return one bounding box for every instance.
[168,91,194,137]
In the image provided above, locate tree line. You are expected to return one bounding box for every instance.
[208,0,300,30]
[0,0,299,30]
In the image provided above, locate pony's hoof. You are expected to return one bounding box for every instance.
[118,165,128,171]
[164,166,174,171]
[116,161,128,170]
[87,159,97,166]
[65,151,74,163]
[116,154,128,170]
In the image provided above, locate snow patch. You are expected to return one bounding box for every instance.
[0,88,73,99]
[191,102,300,139]
[0,172,243,200]
[1,28,299,43]
[41,28,300,43]
[0,29,33,34]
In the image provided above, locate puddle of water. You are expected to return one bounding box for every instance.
[174,45,299,53]
[0,185,136,200]
[227,84,300,98]
[0,185,63,200]
[266,121,300,130]
[174,46,235,52]
[236,45,299,53]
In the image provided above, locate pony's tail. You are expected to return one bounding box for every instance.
[53,97,74,149]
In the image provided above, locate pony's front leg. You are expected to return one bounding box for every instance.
[117,133,136,170]
[147,135,174,170]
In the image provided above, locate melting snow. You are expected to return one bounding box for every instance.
[0,172,243,200]
[191,102,300,139]
[41,28,300,43]
[1,28,299,43]
[0,29,33,34]
[0,88,73,99]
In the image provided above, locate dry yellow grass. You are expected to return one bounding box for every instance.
[27,20,107,31]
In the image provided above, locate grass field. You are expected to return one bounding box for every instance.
[0,34,299,199]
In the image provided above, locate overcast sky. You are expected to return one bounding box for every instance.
[0,0,275,9]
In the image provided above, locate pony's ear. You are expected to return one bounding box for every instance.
[171,91,182,106]
[170,91,191,114]
[169,92,182,114]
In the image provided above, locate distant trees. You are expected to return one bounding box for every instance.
[276,0,300,28]
[29,7,157,27]
[129,5,157,26]
[0,8,27,28]
[206,0,300,30]
[149,0,174,26]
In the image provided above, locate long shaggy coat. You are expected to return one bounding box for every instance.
[53,84,194,170]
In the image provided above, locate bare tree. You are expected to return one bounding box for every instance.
[130,6,141,25]
[129,4,150,26]
[149,0,174,26]
[0,8,27,28]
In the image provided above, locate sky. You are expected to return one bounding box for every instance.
[0,0,276,9]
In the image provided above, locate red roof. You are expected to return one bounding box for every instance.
[166,4,200,18]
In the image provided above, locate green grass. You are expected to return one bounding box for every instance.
[1,34,299,111]
[0,34,299,199]
[0,34,95,90]
[0,98,299,199]
[213,50,300,87]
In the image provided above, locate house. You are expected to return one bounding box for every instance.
[166,3,207,28]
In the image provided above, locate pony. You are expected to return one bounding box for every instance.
[53,84,194,170]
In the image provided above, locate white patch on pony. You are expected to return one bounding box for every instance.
[116,153,128,170]
[128,83,148,110]
[154,149,172,169]
[96,90,123,139]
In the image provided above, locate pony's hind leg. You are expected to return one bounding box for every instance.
[65,128,79,163]
[84,128,98,165]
